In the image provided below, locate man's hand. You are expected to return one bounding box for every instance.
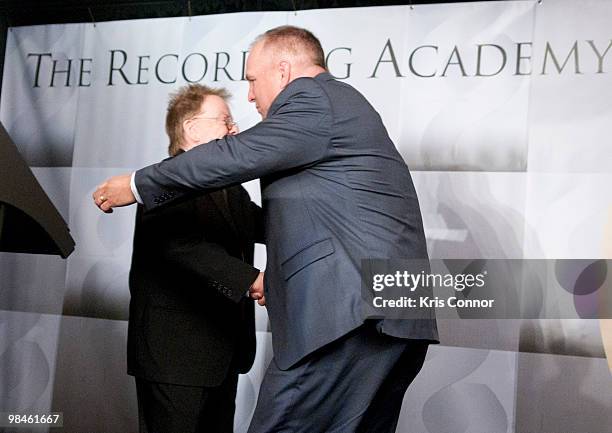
[249,272,266,306]
[92,174,136,213]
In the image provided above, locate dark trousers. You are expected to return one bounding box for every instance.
[135,372,239,433]
[247,322,430,433]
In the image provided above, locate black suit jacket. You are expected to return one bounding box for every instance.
[127,185,263,387]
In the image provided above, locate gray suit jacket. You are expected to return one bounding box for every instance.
[135,72,438,369]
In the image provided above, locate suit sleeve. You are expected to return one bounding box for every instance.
[133,204,259,304]
[161,241,259,303]
[134,78,332,211]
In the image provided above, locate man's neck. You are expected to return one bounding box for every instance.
[291,65,327,80]
[181,139,200,152]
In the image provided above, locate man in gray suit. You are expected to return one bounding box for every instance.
[94,26,438,432]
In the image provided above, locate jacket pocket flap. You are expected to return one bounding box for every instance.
[281,238,335,280]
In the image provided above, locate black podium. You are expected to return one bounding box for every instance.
[0,122,74,258]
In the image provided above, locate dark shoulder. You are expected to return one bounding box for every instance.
[269,75,331,116]
[136,194,202,225]
[286,75,329,99]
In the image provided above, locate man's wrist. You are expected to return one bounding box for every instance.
[130,172,143,204]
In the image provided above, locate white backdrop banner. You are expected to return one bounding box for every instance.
[3,1,611,172]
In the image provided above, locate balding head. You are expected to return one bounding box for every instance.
[253,26,326,70]
[246,26,327,119]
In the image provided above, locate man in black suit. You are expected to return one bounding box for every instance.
[127,84,264,433]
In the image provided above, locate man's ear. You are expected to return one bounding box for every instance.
[279,60,291,89]
[183,118,201,143]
